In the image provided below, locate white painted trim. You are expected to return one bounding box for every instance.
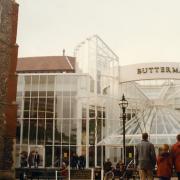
[65,56,74,70]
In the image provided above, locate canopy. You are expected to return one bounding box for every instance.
[97,106,179,146]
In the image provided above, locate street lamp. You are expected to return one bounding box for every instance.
[119,94,128,166]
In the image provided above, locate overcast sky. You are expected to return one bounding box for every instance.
[17,0,180,65]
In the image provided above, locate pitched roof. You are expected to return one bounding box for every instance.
[16,56,75,73]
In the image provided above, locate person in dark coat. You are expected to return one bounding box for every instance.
[114,160,124,177]
[20,153,27,168]
[28,152,34,168]
[78,155,86,169]
[70,153,78,169]
[157,144,173,180]
[171,134,180,180]
[103,158,112,173]
[34,151,40,168]
[135,133,156,180]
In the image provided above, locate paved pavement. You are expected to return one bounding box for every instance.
[154,178,178,180]
[17,178,179,180]
[112,178,178,180]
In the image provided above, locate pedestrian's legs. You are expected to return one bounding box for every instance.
[139,170,146,180]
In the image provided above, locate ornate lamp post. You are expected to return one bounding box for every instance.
[119,94,128,165]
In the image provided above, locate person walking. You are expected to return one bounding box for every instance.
[34,151,40,168]
[103,158,113,174]
[114,160,124,178]
[28,152,34,168]
[171,134,180,180]
[103,158,114,180]
[157,144,173,180]
[20,152,27,168]
[78,154,86,170]
[135,133,156,180]
[70,153,78,169]
[60,162,68,179]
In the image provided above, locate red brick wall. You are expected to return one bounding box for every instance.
[0,0,19,173]
[5,2,19,138]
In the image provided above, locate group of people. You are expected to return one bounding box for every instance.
[103,159,125,179]
[70,153,86,170]
[58,153,86,179]
[19,133,179,180]
[135,133,180,180]
[103,133,180,180]
[20,151,40,168]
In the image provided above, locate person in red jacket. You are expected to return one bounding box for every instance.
[60,162,68,179]
[157,144,173,180]
[171,134,180,180]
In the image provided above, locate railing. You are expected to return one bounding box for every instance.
[55,168,93,180]
[16,166,178,180]
[55,170,68,180]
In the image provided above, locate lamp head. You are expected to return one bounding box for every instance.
[119,94,128,109]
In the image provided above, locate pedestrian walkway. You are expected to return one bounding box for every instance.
[154,178,178,180]
[16,175,179,179]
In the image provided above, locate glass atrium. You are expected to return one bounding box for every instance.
[16,35,180,168]
[98,79,180,147]
[16,35,120,167]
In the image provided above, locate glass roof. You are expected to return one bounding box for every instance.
[98,106,179,146]
[98,79,180,146]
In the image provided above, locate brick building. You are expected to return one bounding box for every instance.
[0,0,18,179]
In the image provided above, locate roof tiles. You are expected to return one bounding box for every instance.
[17,56,75,73]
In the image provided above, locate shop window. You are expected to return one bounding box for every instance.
[70,119,77,145]
[55,119,62,145]
[38,119,45,144]
[45,119,53,145]
[22,119,29,144]
[89,119,95,145]
[16,120,21,144]
[45,146,52,167]
[29,119,37,144]
[24,98,30,111]
[89,146,95,167]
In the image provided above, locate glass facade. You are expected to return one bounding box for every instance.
[16,35,180,168]
[16,73,120,167]
[16,36,120,167]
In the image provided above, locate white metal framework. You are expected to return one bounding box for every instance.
[98,79,180,146]
[16,35,180,168]
[16,35,120,168]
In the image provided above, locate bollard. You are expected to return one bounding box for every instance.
[101,169,104,180]
[55,170,58,180]
[91,168,94,180]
